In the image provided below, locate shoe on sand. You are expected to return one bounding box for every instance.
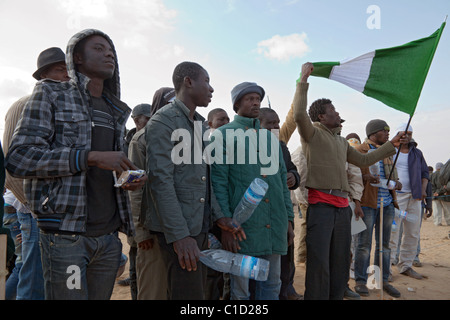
[354,284,369,297]
[383,283,401,298]
[400,267,424,280]
[344,287,361,300]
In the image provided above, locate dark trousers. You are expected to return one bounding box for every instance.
[129,245,138,300]
[304,203,352,300]
[157,232,208,300]
[279,243,297,299]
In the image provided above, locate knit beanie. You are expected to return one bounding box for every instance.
[231,82,265,112]
[366,119,390,137]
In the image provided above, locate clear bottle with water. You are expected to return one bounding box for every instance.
[208,233,222,249]
[391,219,398,232]
[370,178,397,190]
[368,149,380,176]
[395,209,418,223]
[199,249,270,281]
[233,178,269,227]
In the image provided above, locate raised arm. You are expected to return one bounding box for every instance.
[292,63,316,142]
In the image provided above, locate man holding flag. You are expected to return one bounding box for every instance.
[289,22,444,299]
[290,62,408,300]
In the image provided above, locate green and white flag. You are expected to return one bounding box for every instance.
[305,22,445,115]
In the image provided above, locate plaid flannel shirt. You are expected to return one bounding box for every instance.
[5,29,133,235]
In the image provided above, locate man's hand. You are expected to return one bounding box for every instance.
[138,238,154,251]
[121,173,148,191]
[425,207,433,218]
[215,217,246,242]
[87,151,147,191]
[287,221,295,246]
[395,181,403,191]
[362,173,380,184]
[390,131,410,148]
[287,172,296,188]
[88,151,136,174]
[173,237,200,272]
[221,230,242,253]
[354,200,364,220]
[299,62,314,83]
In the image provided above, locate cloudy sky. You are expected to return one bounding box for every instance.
[0,0,449,168]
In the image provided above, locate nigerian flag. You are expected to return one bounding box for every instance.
[307,22,445,115]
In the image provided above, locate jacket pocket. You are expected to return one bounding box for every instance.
[37,179,61,214]
[54,110,89,147]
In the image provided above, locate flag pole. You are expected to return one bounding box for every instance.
[379,197,384,300]
[386,114,413,185]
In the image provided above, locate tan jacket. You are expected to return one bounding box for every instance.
[356,139,400,209]
[3,95,31,207]
[291,82,396,194]
[128,128,152,244]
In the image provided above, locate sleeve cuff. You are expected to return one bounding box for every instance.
[69,149,89,173]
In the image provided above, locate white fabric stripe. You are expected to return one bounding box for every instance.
[329,51,375,92]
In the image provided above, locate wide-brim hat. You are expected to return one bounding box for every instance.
[32,47,66,80]
[231,82,265,111]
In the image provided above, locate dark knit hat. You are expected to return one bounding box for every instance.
[151,87,176,117]
[32,47,66,80]
[366,119,390,137]
[231,82,265,112]
[132,103,151,118]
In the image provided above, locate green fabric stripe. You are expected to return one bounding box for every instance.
[311,61,340,78]
[296,61,339,83]
[363,22,445,115]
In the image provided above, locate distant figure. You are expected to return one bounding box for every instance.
[431,162,450,226]
[3,46,70,300]
[389,124,429,280]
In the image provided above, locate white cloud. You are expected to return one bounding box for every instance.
[257,33,310,61]
[225,0,237,13]
[57,0,177,32]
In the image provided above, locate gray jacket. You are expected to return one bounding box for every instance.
[144,99,224,244]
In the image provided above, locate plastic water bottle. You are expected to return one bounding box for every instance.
[369,162,380,176]
[391,219,398,232]
[370,178,397,190]
[396,209,418,223]
[199,249,270,281]
[233,178,269,227]
[208,233,222,249]
[368,150,380,176]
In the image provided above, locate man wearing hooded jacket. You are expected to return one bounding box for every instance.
[5,29,146,300]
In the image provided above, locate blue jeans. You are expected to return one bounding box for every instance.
[39,231,122,300]
[355,203,395,284]
[230,254,281,300]
[16,212,45,300]
[3,212,22,300]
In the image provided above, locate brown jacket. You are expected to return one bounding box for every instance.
[356,139,400,209]
[291,82,396,194]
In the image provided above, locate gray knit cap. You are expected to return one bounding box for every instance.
[132,103,151,118]
[366,119,390,137]
[231,82,265,112]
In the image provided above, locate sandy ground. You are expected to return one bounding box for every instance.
[112,213,450,301]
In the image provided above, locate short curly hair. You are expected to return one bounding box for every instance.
[308,98,332,122]
[172,61,205,93]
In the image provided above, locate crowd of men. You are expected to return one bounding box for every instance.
[1,28,449,301]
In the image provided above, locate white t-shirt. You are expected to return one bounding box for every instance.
[396,151,411,193]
